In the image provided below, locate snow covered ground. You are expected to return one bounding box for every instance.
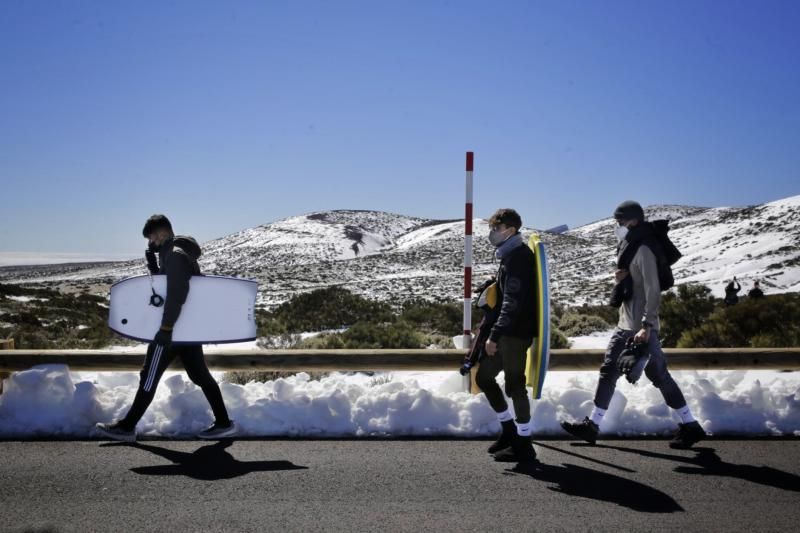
[2,331,799,439]
[0,252,138,267]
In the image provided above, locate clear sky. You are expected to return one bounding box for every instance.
[1,0,798,256]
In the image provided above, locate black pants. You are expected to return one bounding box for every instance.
[118,343,230,431]
[475,335,532,423]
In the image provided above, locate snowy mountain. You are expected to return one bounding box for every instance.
[563,196,800,303]
[2,197,799,308]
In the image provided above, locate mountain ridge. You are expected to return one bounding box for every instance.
[1,196,798,308]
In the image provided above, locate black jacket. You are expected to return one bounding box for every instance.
[157,236,202,328]
[489,243,537,343]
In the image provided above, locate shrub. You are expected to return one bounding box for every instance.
[301,321,425,349]
[550,328,571,349]
[659,284,718,347]
[259,287,394,334]
[677,293,800,348]
[400,299,463,335]
[567,304,618,327]
[558,313,611,337]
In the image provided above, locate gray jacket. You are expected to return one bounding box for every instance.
[618,244,661,331]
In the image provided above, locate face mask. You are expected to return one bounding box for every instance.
[614,225,629,242]
[489,228,510,247]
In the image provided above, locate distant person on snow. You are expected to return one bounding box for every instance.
[560,201,707,449]
[474,208,538,464]
[96,214,236,442]
[724,277,741,306]
[748,280,764,299]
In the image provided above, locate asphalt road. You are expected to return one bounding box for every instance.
[1,439,799,532]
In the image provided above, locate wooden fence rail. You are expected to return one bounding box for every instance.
[1,347,799,373]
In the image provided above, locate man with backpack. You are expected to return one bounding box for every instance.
[472,208,538,463]
[560,201,706,449]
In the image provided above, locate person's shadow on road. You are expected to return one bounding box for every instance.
[589,443,800,493]
[506,460,684,513]
[102,440,308,481]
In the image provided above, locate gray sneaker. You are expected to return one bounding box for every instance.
[95,422,136,443]
[198,421,237,440]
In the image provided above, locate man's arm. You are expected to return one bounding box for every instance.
[489,256,532,343]
[634,245,661,342]
[161,251,193,329]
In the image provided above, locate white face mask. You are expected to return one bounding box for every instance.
[614,225,629,242]
[489,228,511,247]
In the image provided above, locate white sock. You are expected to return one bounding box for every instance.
[675,405,696,424]
[590,406,606,427]
[496,409,514,423]
[515,420,532,437]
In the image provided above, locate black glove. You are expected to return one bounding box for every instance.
[617,338,649,384]
[153,327,173,347]
[145,245,159,275]
[459,357,474,376]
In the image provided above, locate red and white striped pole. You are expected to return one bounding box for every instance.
[463,151,474,350]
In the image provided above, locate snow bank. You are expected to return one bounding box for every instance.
[2,332,798,439]
[1,365,798,439]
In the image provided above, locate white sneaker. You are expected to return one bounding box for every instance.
[197,420,237,440]
[95,422,136,443]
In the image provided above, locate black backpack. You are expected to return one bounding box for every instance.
[610,220,682,307]
[650,219,681,291]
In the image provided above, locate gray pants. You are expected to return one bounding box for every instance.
[594,328,687,411]
[475,335,532,423]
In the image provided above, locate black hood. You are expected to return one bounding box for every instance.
[621,222,656,249]
[616,222,657,266]
[171,235,202,260]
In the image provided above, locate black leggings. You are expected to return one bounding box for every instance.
[119,343,230,430]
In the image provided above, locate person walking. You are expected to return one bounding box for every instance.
[96,215,236,442]
[475,208,538,463]
[560,201,706,449]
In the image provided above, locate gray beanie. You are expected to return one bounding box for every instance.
[613,201,645,222]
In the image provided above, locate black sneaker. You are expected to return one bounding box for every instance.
[669,421,706,449]
[95,422,136,443]
[198,420,237,440]
[494,434,537,463]
[560,417,599,445]
[487,420,516,454]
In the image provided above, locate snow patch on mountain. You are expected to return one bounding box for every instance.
[2,197,798,307]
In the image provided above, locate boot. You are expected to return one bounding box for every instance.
[487,419,516,454]
[494,433,537,463]
[669,421,706,449]
[560,416,599,445]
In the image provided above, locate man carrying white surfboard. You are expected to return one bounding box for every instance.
[475,208,538,463]
[96,214,236,442]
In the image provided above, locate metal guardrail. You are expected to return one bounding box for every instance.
[0,338,14,394]
[1,348,799,373]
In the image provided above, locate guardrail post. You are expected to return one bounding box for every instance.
[0,338,13,394]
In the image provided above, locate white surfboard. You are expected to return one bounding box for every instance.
[108,275,258,344]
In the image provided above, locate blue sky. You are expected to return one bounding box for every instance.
[1,0,798,256]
